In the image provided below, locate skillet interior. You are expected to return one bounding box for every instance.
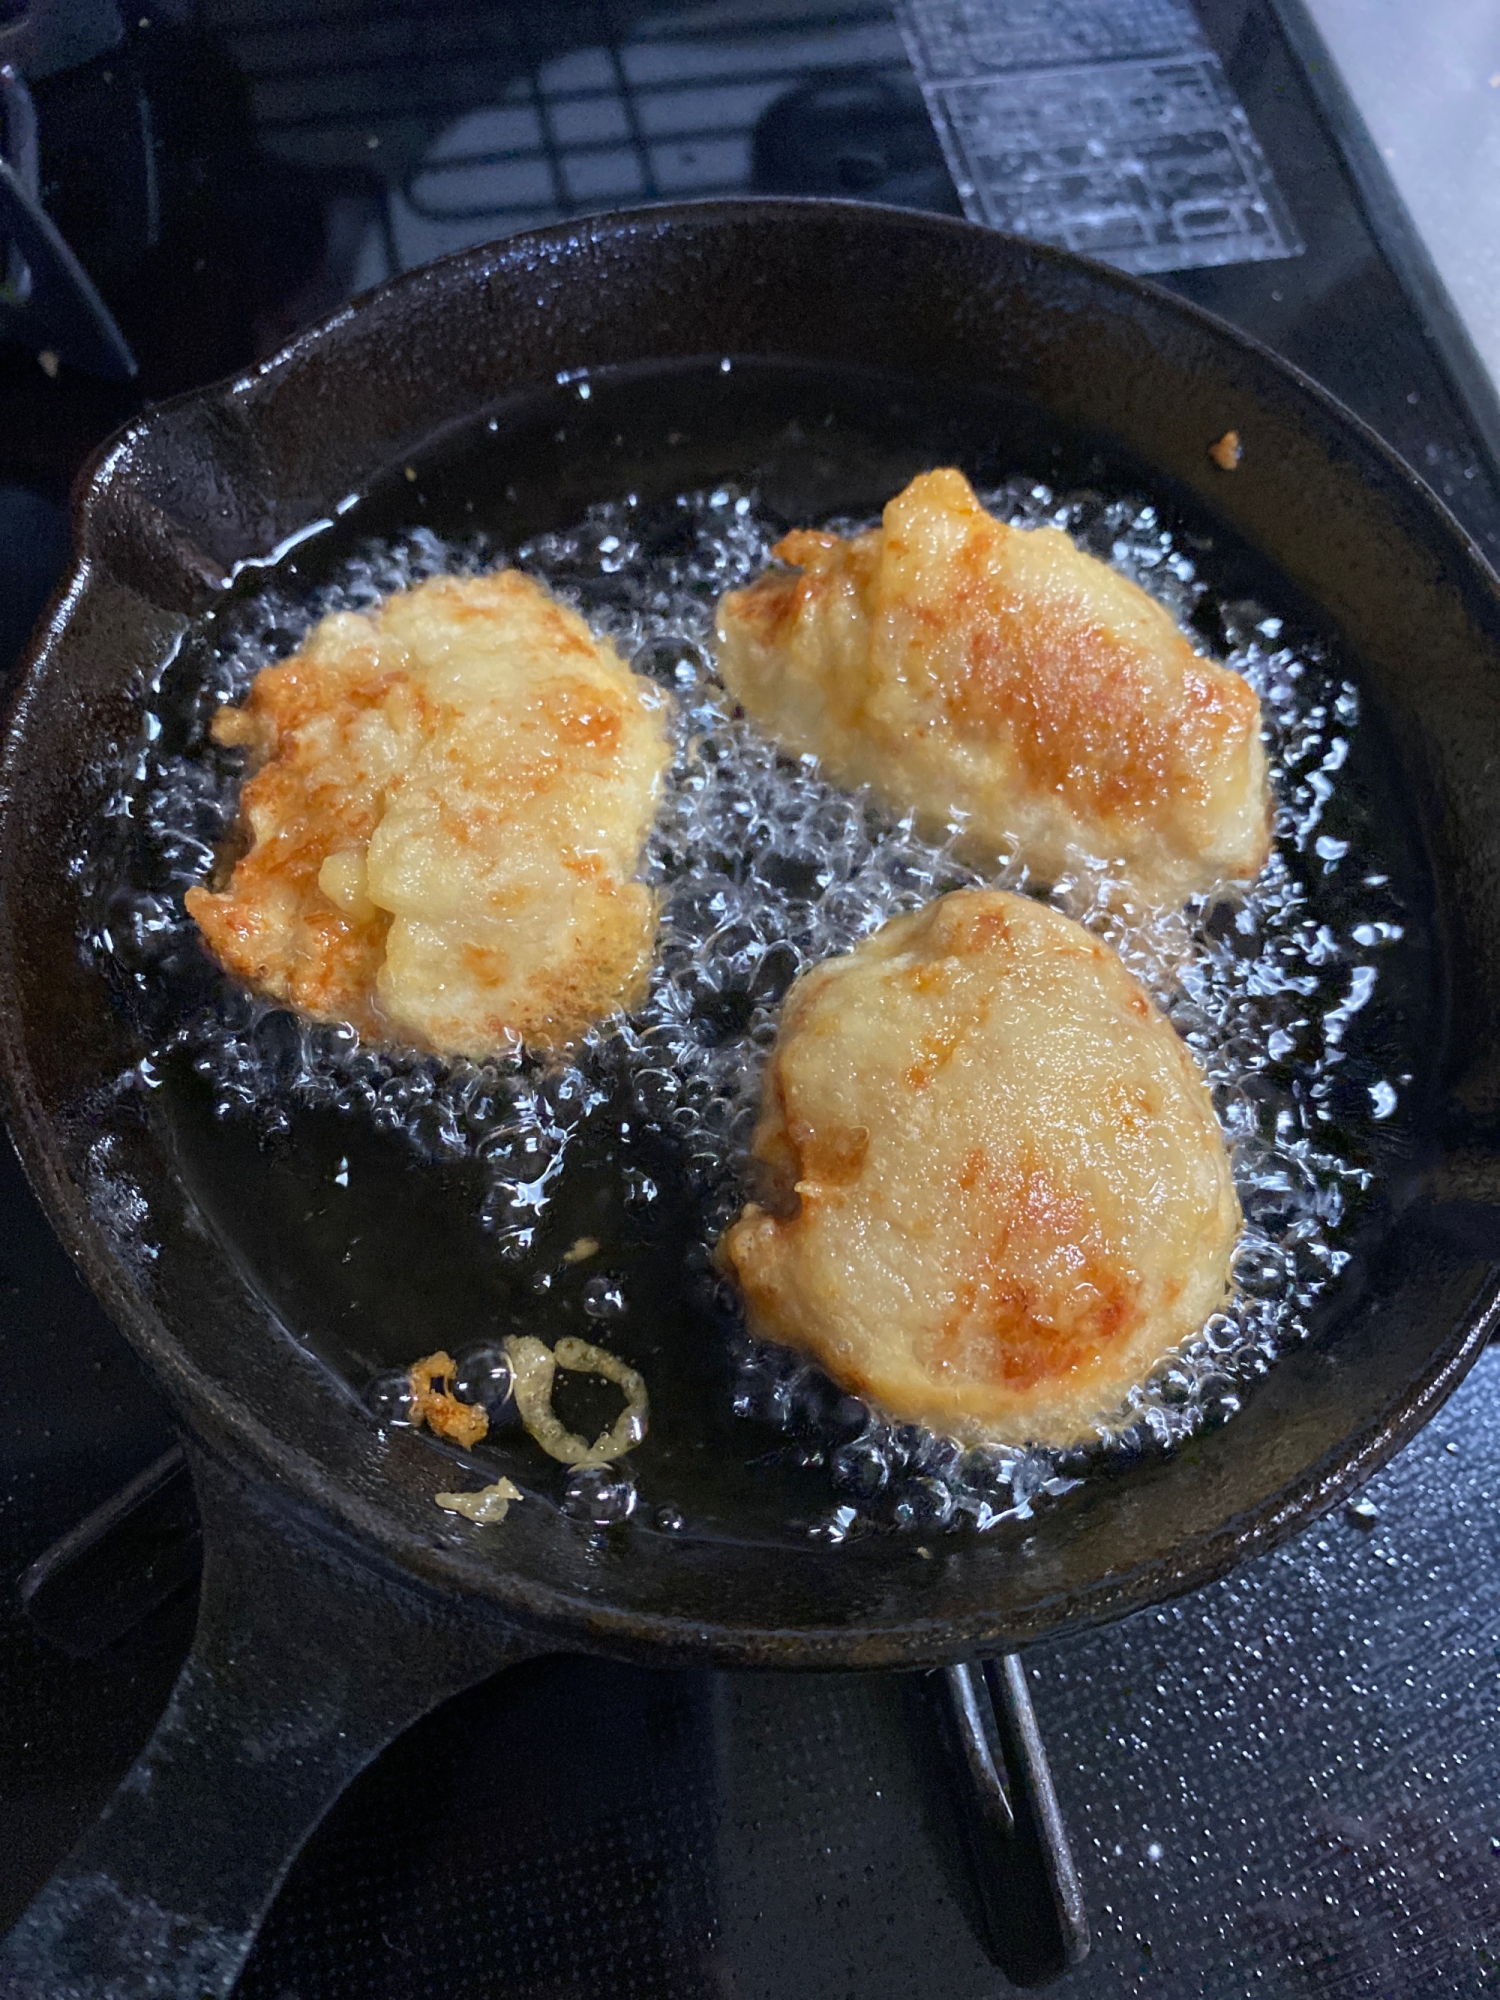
[2,201,1498,1667]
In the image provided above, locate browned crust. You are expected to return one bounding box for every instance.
[409,1349,490,1449]
[185,569,670,1056]
[718,889,1241,1444]
[716,469,1273,898]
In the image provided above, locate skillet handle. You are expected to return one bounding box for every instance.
[0,1444,539,2000]
[938,1655,1090,1985]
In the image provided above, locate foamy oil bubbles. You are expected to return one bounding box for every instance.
[90,473,1411,1545]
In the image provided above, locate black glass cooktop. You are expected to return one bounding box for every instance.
[3,3,1499,1994]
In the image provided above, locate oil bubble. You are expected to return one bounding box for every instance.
[91,475,1406,1538]
[451,1344,515,1417]
[580,1275,627,1320]
[365,1369,413,1425]
[562,1466,638,1525]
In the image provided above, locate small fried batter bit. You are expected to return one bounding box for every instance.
[408,1349,489,1450]
[186,569,672,1058]
[435,1477,522,1525]
[719,889,1241,1447]
[504,1334,648,1467]
[716,468,1270,905]
[1209,429,1244,471]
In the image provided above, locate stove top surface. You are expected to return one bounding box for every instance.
[3,3,1500,1995]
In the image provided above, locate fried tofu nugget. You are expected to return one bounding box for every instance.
[186,569,671,1057]
[716,469,1270,904]
[719,889,1240,1445]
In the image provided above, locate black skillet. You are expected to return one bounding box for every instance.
[3,200,1500,1999]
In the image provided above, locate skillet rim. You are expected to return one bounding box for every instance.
[2,195,1499,1668]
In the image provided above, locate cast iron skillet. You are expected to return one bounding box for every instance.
[2,200,1500,1998]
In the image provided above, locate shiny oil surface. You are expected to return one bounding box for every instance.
[91,358,1440,1548]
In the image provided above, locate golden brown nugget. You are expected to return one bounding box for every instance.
[716,468,1270,903]
[719,889,1241,1445]
[187,569,672,1058]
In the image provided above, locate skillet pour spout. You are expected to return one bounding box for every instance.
[1,200,1499,1991]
